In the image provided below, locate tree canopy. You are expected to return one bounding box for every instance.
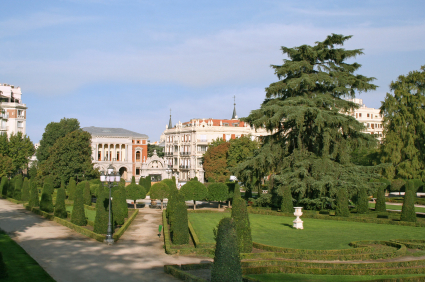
[0,132,34,175]
[236,34,382,210]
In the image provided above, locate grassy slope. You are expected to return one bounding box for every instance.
[65,206,96,222]
[245,273,425,282]
[189,213,425,250]
[0,230,55,282]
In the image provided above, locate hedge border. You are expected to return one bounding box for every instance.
[1,196,27,204]
[188,220,215,249]
[113,209,139,241]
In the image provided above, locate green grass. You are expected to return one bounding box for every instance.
[189,213,425,250]
[245,273,425,282]
[369,203,425,213]
[0,230,55,282]
[66,206,96,222]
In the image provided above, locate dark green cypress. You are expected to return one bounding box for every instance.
[83,181,92,206]
[40,179,54,213]
[211,217,242,282]
[375,186,387,212]
[13,175,23,200]
[94,187,109,234]
[71,186,87,226]
[335,188,350,217]
[28,180,39,208]
[21,177,30,201]
[54,185,67,218]
[280,185,293,213]
[172,201,189,245]
[67,178,76,200]
[44,176,54,194]
[231,197,252,253]
[401,181,417,222]
[0,252,7,278]
[1,176,7,196]
[7,177,14,198]
[112,189,125,225]
[120,185,128,218]
[233,183,241,199]
[357,187,369,214]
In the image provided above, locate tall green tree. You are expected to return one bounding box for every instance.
[13,174,23,200]
[236,34,381,210]
[207,183,229,209]
[38,130,99,187]
[380,66,425,180]
[112,189,125,225]
[280,185,293,213]
[227,135,259,171]
[375,186,386,212]
[0,176,7,196]
[0,154,13,178]
[335,188,350,217]
[7,132,35,174]
[231,197,252,253]
[203,141,231,182]
[94,187,109,234]
[356,187,369,214]
[83,181,92,206]
[36,118,80,163]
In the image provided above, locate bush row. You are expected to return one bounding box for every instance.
[163,265,208,282]
[112,209,139,241]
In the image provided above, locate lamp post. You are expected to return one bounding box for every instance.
[100,164,120,245]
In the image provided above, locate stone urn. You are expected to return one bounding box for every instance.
[293,207,304,229]
[151,199,157,207]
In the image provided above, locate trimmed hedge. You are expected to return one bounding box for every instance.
[40,178,54,213]
[375,186,386,212]
[28,180,40,208]
[401,181,417,222]
[67,178,76,200]
[357,187,369,214]
[13,175,23,200]
[94,188,109,234]
[280,185,293,213]
[113,209,138,241]
[335,188,349,217]
[112,189,125,225]
[83,181,92,206]
[54,186,67,218]
[71,185,87,226]
[232,197,252,253]
[172,201,189,245]
[164,265,208,282]
[21,177,30,202]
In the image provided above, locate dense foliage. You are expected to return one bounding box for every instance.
[335,188,349,217]
[0,176,7,196]
[139,176,151,193]
[203,141,230,182]
[83,181,92,206]
[171,201,189,245]
[280,185,293,213]
[150,182,169,210]
[13,174,23,200]
[400,181,417,222]
[54,185,67,218]
[356,187,369,214]
[67,178,77,200]
[0,132,35,175]
[125,176,146,208]
[94,187,110,234]
[28,180,39,208]
[112,189,125,225]
[71,186,87,226]
[375,187,386,212]
[231,197,252,253]
[21,177,30,201]
[207,183,228,208]
[180,179,207,209]
[147,143,164,158]
[40,177,54,213]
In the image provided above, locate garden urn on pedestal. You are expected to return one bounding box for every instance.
[293,207,303,229]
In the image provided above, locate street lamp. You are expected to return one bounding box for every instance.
[100,164,120,245]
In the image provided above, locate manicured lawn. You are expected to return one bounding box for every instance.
[245,273,425,282]
[0,229,55,282]
[66,206,96,222]
[189,213,425,250]
[369,203,425,213]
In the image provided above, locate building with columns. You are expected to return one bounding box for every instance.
[0,84,27,136]
[162,103,268,184]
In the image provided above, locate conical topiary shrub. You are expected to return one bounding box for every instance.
[94,187,110,234]
[28,180,39,208]
[357,187,369,214]
[13,175,23,200]
[71,186,87,226]
[231,197,252,253]
[171,201,189,245]
[1,176,8,196]
[7,177,14,198]
[211,217,242,282]
[67,178,76,200]
[335,188,350,217]
[281,185,293,213]
[40,178,54,213]
[21,177,30,202]
[83,181,92,206]
[375,186,386,212]
[54,185,67,218]
[401,181,417,222]
[233,183,241,199]
[112,189,125,225]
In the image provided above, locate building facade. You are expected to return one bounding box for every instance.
[0,84,27,136]
[346,98,384,141]
[162,105,268,184]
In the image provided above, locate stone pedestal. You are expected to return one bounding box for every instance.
[293,207,304,229]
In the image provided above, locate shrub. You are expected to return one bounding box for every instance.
[207,183,228,208]
[231,197,252,253]
[139,176,152,194]
[281,185,293,213]
[150,182,169,210]
[125,176,146,209]
[83,181,92,206]
[94,186,110,234]
[7,177,14,198]
[391,179,406,195]
[401,181,417,222]
[233,183,241,199]
[252,193,272,207]
[211,217,242,282]
[112,189,125,225]
[180,179,207,210]
[67,177,76,200]
[89,179,102,185]
[226,182,236,204]
[44,176,54,194]
[0,176,7,196]
[21,177,30,201]
[119,185,128,218]
[28,180,39,208]
[167,189,185,229]
[71,185,87,226]
[54,186,67,218]
[356,187,369,214]
[13,174,23,200]
[162,178,177,192]
[172,201,189,245]
[0,252,7,278]
[40,178,54,213]
[335,188,349,217]
[90,184,99,195]
[375,186,386,212]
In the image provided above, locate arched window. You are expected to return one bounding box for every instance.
[136,151,141,162]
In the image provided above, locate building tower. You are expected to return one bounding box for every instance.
[168,109,173,129]
[232,95,238,120]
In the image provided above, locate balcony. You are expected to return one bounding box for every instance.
[179,165,189,170]
[1,113,8,119]
[165,152,173,157]
[180,152,191,156]
[197,139,208,143]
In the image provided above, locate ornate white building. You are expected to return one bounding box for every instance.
[0,84,27,137]
[346,98,384,141]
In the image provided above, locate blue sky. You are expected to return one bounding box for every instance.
[1,0,425,143]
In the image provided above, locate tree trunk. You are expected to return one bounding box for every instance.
[161,200,163,210]
[133,200,137,209]
[193,200,196,210]
[228,200,231,208]
[218,202,221,209]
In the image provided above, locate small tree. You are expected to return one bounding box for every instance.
[150,182,169,210]
[280,185,293,213]
[172,201,189,245]
[401,181,417,222]
[335,188,349,217]
[180,179,207,210]
[139,176,152,194]
[125,176,146,208]
[21,177,30,201]
[231,197,252,253]
[207,183,228,208]
[71,186,87,226]
[211,217,242,282]
[28,180,39,208]
[112,189,125,225]
[94,187,110,234]
[83,181,92,206]
[357,187,369,214]
[375,186,386,212]
[67,177,76,200]
[13,174,23,200]
[40,178,54,213]
[54,185,67,218]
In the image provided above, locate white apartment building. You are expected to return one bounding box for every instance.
[346,98,384,141]
[162,105,268,184]
[0,84,27,136]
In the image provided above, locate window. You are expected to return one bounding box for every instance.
[367,123,370,128]
[223,123,229,126]
[18,110,23,116]
[136,151,141,162]
[137,140,140,144]
[136,168,140,175]
[233,123,239,127]
[359,113,362,117]
[225,134,231,141]
[17,121,24,128]
[371,124,374,129]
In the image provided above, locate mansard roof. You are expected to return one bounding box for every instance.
[83,126,148,138]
